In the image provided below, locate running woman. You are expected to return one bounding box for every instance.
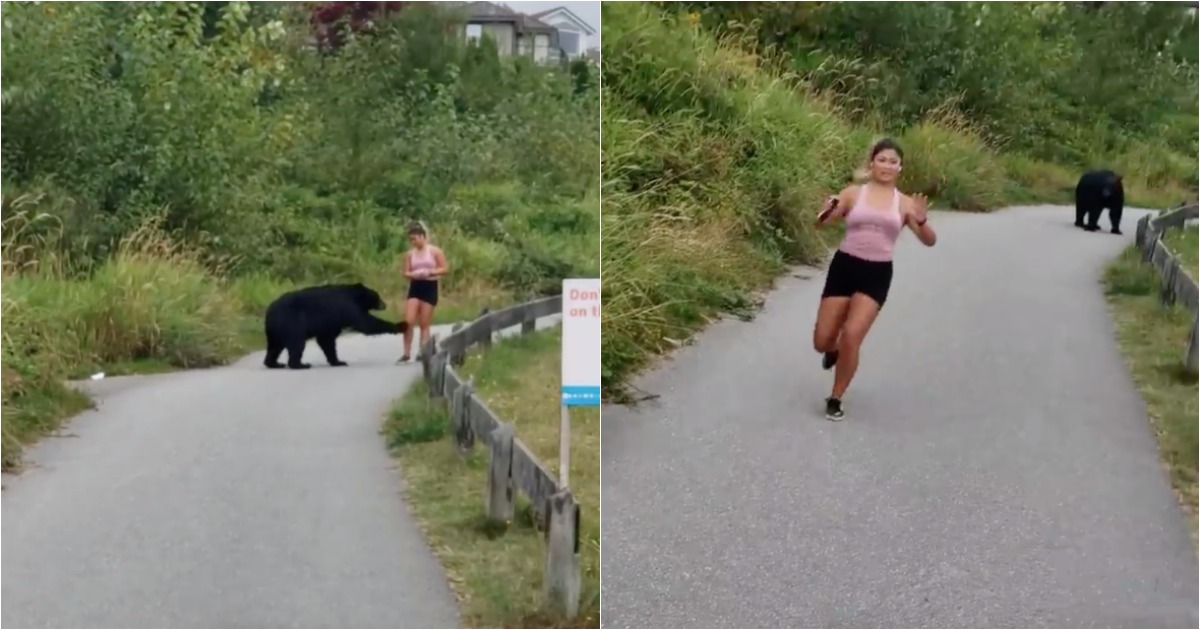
[813,137,937,421]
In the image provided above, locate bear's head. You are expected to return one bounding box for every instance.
[348,282,387,311]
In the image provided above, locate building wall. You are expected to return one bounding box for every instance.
[480,22,515,55]
[533,33,550,63]
[538,15,590,56]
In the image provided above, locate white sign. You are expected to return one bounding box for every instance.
[561,278,601,407]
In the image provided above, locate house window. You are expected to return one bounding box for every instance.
[466,23,482,42]
[534,33,549,62]
[558,30,579,56]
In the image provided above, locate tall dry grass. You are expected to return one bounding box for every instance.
[2,205,245,468]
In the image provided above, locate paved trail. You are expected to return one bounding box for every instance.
[3,315,554,629]
[601,205,1198,629]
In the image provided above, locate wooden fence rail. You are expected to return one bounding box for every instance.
[417,295,582,617]
[1134,203,1199,375]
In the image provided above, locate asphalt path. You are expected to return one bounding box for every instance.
[600,205,1199,628]
[2,314,558,629]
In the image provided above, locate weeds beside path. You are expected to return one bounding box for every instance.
[384,326,600,628]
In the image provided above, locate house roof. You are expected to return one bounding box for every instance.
[516,11,556,34]
[448,1,515,21]
[530,6,595,35]
[451,1,555,32]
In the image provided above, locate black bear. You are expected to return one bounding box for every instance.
[263,282,406,369]
[1074,169,1125,234]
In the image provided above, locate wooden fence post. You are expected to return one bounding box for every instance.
[480,313,494,351]
[448,323,465,367]
[486,423,515,526]
[1187,316,1199,377]
[543,489,581,619]
[420,333,437,384]
[1140,221,1158,264]
[452,377,476,454]
[427,351,448,400]
[1160,259,1180,307]
[438,353,451,399]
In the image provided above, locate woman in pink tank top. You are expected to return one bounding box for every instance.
[811,138,938,421]
[399,222,449,363]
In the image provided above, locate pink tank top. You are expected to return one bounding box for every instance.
[838,185,904,262]
[410,246,436,277]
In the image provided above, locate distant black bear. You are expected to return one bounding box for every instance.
[263,282,406,369]
[1074,169,1125,234]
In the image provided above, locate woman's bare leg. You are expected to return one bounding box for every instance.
[831,293,883,399]
[403,298,420,358]
[417,302,435,356]
[813,297,851,353]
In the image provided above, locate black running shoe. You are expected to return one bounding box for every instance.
[825,397,845,421]
[822,351,839,370]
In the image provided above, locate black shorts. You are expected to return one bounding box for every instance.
[407,279,439,307]
[821,249,894,308]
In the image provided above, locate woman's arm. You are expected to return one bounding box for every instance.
[817,186,857,226]
[429,247,449,278]
[402,251,420,279]
[902,194,937,247]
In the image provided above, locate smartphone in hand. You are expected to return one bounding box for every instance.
[817,196,839,223]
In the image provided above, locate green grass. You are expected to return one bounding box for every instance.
[383,327,599,628]
[1103,245,1198,532]
[1162,225,1199,280]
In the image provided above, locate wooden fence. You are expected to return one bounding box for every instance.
[1134,203,1199,375]
[417,295,583,618]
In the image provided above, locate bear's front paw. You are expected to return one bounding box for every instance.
[329,360,348,367]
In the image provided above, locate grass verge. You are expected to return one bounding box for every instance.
[383,326,599,628]
[1103,244,1198,531]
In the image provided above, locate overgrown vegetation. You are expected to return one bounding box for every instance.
[0,1,599,467]
[1103,241,1198,527]
[600,1,1199,393]
[384,327,600,628]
